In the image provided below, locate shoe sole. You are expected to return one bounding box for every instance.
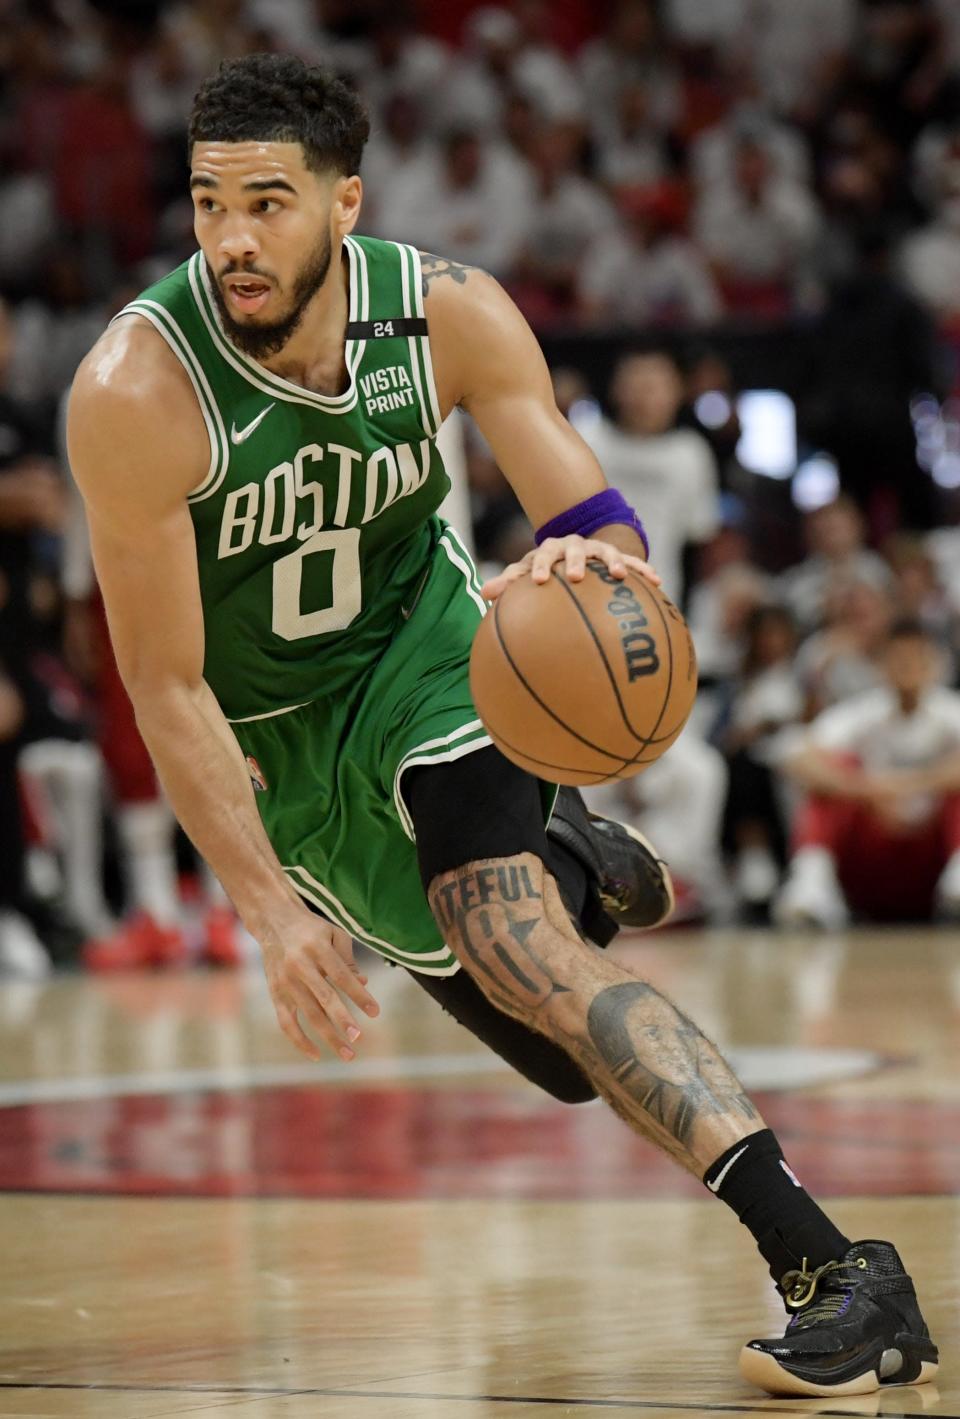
[607,819,676,929]
[738,1346,939,1397]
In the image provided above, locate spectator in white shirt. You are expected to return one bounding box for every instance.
[579,0,680,150]
[375,126,533,278]
[354,11,452,131]
[691,110,812,194]
[796,579,894,716]
[579,186,722,328]
[581,349,720,603]
[776,619,960,927]
[717,605,804,914]
[742,0,856,120]
[595,82,671,193]
[360,92,436,235]
[438,5,582,133]
[900,156,960,322]
[517,124,614,309]
[779,495,893,633]
[686,533,774,684]
[694,137,822,311]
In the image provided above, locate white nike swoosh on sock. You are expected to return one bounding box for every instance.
[706,1142,750,1193]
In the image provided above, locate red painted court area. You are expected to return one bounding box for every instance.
[0,1086,953,1199]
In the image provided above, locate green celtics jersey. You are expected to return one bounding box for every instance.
[114,236,450,722]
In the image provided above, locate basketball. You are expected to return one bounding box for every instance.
[470,560,698,786]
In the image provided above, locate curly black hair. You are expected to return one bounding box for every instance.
[188,54,370,177]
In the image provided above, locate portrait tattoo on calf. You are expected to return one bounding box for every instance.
[586,982,760,1150]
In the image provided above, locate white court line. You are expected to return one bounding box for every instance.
[0,1046,883,1110]
[0,1052,513,1108]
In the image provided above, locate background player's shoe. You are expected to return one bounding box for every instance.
[201,906,244,968]
[83,913,188,971]
[547,788,674,940]
[739,1242,938,1397]
[773,846,850,931]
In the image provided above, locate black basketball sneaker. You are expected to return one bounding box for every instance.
[740,1242,939,1397]
[546,787,674,945]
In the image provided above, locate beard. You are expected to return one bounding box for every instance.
[206,229,333,360]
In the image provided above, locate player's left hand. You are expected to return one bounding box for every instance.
[481,535,661,602]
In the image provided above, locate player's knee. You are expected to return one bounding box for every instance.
[427,854,561,1026]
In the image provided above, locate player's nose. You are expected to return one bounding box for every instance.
[217,217,260,266]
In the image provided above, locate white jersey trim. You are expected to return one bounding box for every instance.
[111,300,229,501]
[393,242,440,439]
[409,246,443,435]
[438,527,489,618]
[284,864,462,974]
[392,719,494,841]
[225,700,311,724]
[189,239,369,413]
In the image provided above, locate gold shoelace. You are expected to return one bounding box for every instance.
[781,1255,869,1323]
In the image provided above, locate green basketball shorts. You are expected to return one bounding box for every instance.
[230,521,500,975]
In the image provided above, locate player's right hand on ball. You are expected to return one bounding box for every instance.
[260,913,380,1062]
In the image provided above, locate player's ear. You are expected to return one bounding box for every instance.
[333,175,362,237]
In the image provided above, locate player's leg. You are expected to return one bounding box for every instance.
[410,965,597,1104]
[406,754,668,1102]
[407,747,937,1396]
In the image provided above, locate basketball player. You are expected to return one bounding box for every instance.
[66,56,937,1397]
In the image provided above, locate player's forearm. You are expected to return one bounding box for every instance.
[130,681,302,939]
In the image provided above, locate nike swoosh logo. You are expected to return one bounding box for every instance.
[400,567,431,621]
[230,402,276,445]
[706,1143,750,1194]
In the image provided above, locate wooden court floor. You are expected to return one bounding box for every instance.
[0,927,958,1418]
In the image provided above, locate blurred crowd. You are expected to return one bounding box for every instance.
[13,0,960,341]
[6,0,960,973]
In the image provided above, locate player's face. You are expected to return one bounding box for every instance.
[190,141,360,356]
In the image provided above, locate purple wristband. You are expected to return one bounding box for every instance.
[534,488,649,559]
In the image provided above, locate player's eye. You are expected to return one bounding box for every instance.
[197,198,218,213]
[254,199,280,214]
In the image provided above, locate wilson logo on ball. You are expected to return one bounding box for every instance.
[595,567,661,681]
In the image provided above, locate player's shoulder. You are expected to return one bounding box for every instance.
[69,313,204,456]
[69,314,209,503]
[76,309,192,400]
[73,312,194,414]
[417,249,499,320]
[415,249,539,408]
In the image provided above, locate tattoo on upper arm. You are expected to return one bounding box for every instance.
[420,251,475,298]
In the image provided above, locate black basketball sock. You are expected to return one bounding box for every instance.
[703,1129,851,1286]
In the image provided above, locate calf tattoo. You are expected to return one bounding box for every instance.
[586,982,758,1150]
[429,855,761,1171]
